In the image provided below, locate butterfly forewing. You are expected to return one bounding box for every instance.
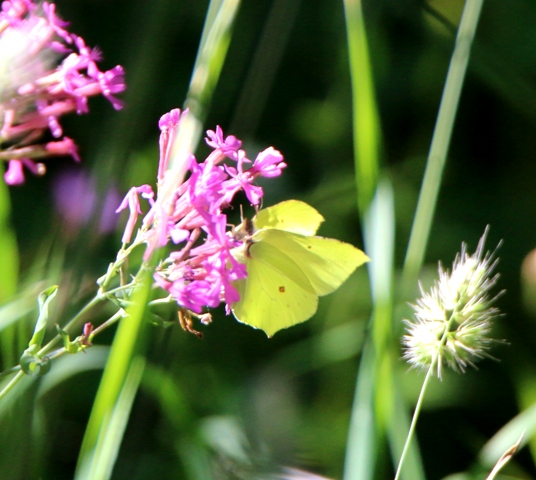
[254,200,324,236]
[255,229,369,296]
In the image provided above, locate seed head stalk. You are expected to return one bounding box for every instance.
[394,308,462,480]
[396,230,502,479]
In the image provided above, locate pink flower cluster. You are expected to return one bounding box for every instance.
[0,0,125,185]
[117,108,287,315]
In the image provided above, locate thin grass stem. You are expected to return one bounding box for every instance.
[393,362,435,480]
[402,0,486,295]
[0,370,24,401]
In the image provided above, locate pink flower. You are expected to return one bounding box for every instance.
[205,125,242,161]
[46,137,79,161]
[157,108,188,183]
[250,147,286,178]
[0,0,126,185]
[116,185,154,244]
[119,109,287,318]
[4,158,44,185]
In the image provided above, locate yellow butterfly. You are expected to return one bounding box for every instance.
[231,200,369,337]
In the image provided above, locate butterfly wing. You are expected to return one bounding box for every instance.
[254,229,369,296]
[231,240,318,337]
[232,200,369,336]
[254,200,324,235]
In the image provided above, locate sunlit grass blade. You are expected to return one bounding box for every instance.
[0,175,19,368]
[158,0,242,211]
[392,1,487,477]
[402,0,486,294]
[171,0,242,164]
[366,180,424,480]
[74,2,244,476]
[343,180,396,480]
[74,267,151,480]
[342,0,381,216]
[87,357,146,480]
[342,337,376,480]
[342,1,388,477]
[186,0,241,118]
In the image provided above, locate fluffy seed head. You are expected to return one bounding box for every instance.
[402,229,501,378]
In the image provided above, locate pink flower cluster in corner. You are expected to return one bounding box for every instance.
[0,0,126,185]
[117,108,287,315]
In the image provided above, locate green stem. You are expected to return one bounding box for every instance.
[0,365,21,380]
[0,308,128,400]
[38,248,144,358]
[402,0,486,295]
[0,370,24,401]
[37,294,103,356]
[90,310,125,338]
[393,361,435,480]
[343,0,381,217]
[0,252,142,397]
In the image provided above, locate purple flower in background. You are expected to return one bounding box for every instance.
[0,0,126,185]
[118,108,286,318]
[53,169,121,236]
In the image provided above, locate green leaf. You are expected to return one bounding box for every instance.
[28,285,58,349]
[17,286,59,377]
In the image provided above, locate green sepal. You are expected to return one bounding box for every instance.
[28,285,58,349]
[146,312,175,328]
[56,324,88,354]
[20,351,51,376]
[113,297,134,309]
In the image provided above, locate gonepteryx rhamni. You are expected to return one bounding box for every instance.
[230,200,369,337]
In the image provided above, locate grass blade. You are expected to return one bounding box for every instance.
[74,267,151,480]
[402,0,486,292]
[342,0,381,216]
[343,180,395,480]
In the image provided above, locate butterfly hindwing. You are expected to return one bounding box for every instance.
[231,200,369,336]
[232,240,318,337]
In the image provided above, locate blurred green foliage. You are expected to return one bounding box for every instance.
[3,0,536,479]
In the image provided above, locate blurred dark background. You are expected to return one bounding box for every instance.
[6,0,536,479]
